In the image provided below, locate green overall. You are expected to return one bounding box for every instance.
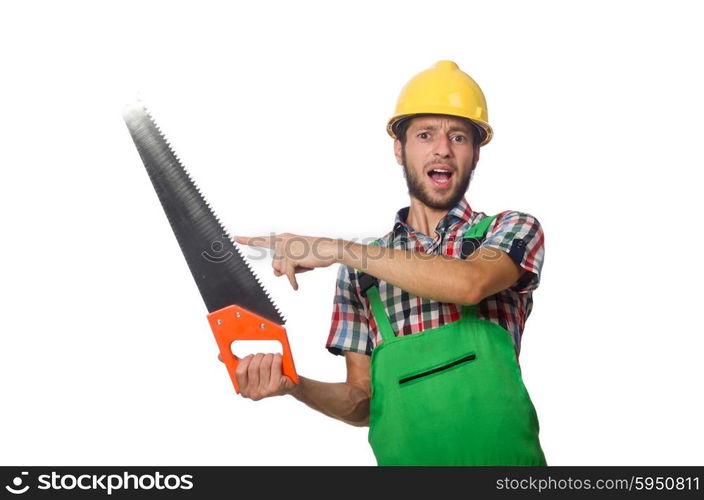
[363,215,547,466]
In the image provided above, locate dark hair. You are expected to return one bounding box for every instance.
[394,114,483,147]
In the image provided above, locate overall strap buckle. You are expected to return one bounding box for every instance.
[358,272,379,297]
[459,237,482,259]
[459,214,499,259]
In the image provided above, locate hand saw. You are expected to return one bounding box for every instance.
[122,102,298,393]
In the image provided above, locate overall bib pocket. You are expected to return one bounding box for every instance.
[398,353,476,386]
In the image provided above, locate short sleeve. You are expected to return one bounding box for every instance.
[325,265,373,356]
[480,211,545,293]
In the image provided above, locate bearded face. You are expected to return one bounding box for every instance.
[396,116,479,210]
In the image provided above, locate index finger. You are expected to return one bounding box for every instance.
[233,235,274,249]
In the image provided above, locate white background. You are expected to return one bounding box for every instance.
[1,0,702,466]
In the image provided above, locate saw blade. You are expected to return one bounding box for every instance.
[123,102,285,324]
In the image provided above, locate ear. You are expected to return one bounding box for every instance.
[394,139,404,165]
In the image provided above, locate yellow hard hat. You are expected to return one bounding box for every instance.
[387,60,493,146]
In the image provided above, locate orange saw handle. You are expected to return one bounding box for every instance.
[207,305,298,394]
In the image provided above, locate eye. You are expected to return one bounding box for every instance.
[451,134,467,143]
[417,132,430,140]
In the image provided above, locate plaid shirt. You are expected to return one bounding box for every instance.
[326,198,545,359]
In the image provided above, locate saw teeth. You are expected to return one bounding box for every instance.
[126,102,286,323]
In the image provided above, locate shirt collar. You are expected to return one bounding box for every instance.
[392,198,474,239]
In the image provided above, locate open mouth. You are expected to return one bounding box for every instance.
[427,167,454,187]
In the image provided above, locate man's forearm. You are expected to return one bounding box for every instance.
[288,376,370,427]
[335,241,483,305]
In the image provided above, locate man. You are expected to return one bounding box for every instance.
[233,61,547,465]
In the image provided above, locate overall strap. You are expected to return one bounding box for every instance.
[464,213,498,239]
[364,285,396,343]
[460,214,499,318]
[357,240,396,343]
